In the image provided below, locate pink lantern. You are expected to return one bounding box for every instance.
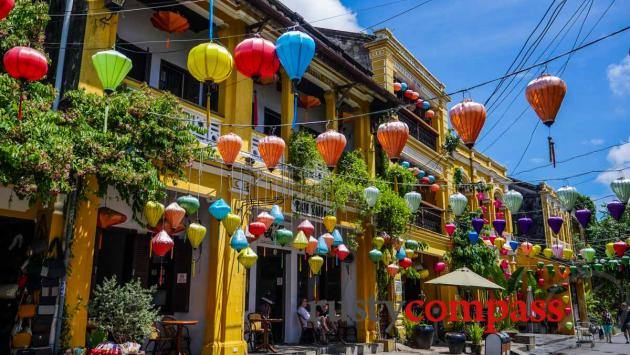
[256,212,275,229]
[520,241,533,255]
[500,259,509,269]
[496,211,505,219]
[500,247,509,256]
[445,223,456,236]
[336,244,350,261]
[538,278,545,287]
[564,307,572,316]
[476,192,485,201]
[503,272,511,279]
[434,261,446,273]
[552,243,564,258]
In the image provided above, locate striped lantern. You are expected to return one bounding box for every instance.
[238,247,258,269]
[222,213,241,236]
[503,190,523,214]
[363,186,380,208]
[316,130,347,169]
[217,133,243,167]
[164,202,186,229]
[377,119,409,162]
[258,135,285,171]
[610,177,630,204]
[449,193,468,217]
[144,201,165,228]
[557,185,579,211]
[404,191,422,213]
[186,223,207,249]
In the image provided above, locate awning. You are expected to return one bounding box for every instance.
[424,267,504,290]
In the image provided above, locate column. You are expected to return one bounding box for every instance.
[355,225,378,343]
[64,176,99,347]
[354,100,375,177]
[324,90,337,130]
[280,70,294,157]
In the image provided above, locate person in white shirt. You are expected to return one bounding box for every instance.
[297,298,310,322]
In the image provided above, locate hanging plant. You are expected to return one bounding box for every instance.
[442,128,461,156]
[287,129,325,181]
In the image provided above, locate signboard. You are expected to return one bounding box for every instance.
[292,199,327,219]
[394,280,403,295]
[176,273,187,284]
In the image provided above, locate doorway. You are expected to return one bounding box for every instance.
[255,247,288,343]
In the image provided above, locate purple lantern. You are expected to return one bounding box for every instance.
[517,217,533,235]
[607,200,626,221]
[575,209,592,229]
[472,218,485,235]
[493,219,506,236]
[547,216,564,235]
[552,243,564,258]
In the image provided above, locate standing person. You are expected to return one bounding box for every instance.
[618,303,630,344]
[602,308,613,343]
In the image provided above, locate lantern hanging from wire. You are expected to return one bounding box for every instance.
[445,223,456,236]
[449,99,486,149]
[503,190,523,214]
[386,263,399,277]
[323,215,337,233]
[611,177,630,204]
[525,74,567,167]
[434,261,446,273]
[209,199,231,221]
[297,219,315,237]
[468,231,479,244]
[316,130,346,169]
[363,186,380,208]
[297,95,321,109]
[552,243,564,258]
[230,228,249,252]
[579,246,596,262]
[217,133,243,168]
[222,213,241,237]
[493,219,506,236]
[393,82,402,92]
[336,244,350,261]
[4,46,48,120]
[274,229,293,247]
[256,212,274,230]
[530,244,541,257]
[368,249,383,264]
[472,217,484,235]
[0,0,14,20]
[614,240,628,257]
[331,229,343,248]
[144,201,165,228]
[372,236,384,250]
[396,246,406,261]
[425,110,435,119]
[150,11,189,48]
[557,185,579,211]
[377,119,409,163]
[547,216,564,235]
[275,31,316,131]
[234,36,280,80]
[400,257,412,269]
[575,209,591,229]
[177,195,200,215]
[605,242,615,258]
[270,205,284,225]
[151,230,174,257]
[187,222,207,249]
[308,255,324,274]
[292,231,308,251]
[520,241,533,255]
[248,221,267,242]
[305,236,318,255]
[238,247,258,269]
[96,207,127,249]
[91,50,132,132]
[449,193,468,217]
[164,202,186,229]
[316,235,329,255]
[404,191,422,213]
[517,217,533,235]
[258,135,285,171]
[607,200,625,221]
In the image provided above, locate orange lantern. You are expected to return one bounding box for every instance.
[449,99,486,148]
[305,236,318,255]
[258,135,285,171]
[256,212,275,229]
[164,202,186,229]
[96,207,127,249]
[257,74,278,85]
[298,95,321,109]
[393,82,402,92]
[150,11,189,48]
[430,184,440,192]
[526,74,567,167]
[377,119,409,162]
[425,110,435,119]
[411,91,420,101]
[217,133,242,167]
[316,130,347,170]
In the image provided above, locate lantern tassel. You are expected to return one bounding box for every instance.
[17,93,23,121]
[299,257,302,272]
[166,35,171,49]
[291,85,298,131]
[192,259,196,277]
[548,136,556,167]
[103,102,110,133]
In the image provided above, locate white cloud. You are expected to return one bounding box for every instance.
[581,138,604,146]
[596,137,630,185]
[607,55,630,96]
[530,157,545,164]
[280,0,361,31]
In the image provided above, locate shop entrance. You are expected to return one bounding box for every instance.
[255,247,288,343]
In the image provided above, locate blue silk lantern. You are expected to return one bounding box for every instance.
[401,161,410,168]
[230,228,249,252]
[418,170,426,178]
[422,101,430,110]
[316,235,329,255]
[208,198,231,221]
[332,229,343,248]
[396,246,406,261]
[270,204,284,225]
[468,231,479,244]
[428,175,435,184]
[509,240,519,253]
[275,31,316,130]
[400,83,408,92]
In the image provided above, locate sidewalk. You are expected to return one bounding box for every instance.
[546,333,630,354]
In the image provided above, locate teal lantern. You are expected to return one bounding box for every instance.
[503,190,523,214]
[401,83,408,92]
[208,198,231,221]
[331,229,343,248]
[270,204,284,225]
[368,249,383,264]
[92,50,133,132]
[611,177,630,204]
[363,186,380,208]
[396,246,406,261]
[557,185,579,211]
[569,265,578,276]
[177,195,200,216]
[405,239,419,251]
[418,170,426,178]
[316,235,329,255]
[404,191,422,213]
[229,228,249,252]
[449,193,468,217]
[401,161,410,168]
[274,229,293,247]
[428,175,435,184]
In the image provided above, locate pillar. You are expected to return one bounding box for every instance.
[355,225,378,343]
[64,176,99,347]
[354,100,375,177]
[280,70,294,157]
[324,90,337,130]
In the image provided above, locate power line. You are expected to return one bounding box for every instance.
[511,120,540,174]
[361,0,437,32]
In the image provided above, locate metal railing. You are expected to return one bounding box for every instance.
[410,207,443,234]
[398,112,438,151]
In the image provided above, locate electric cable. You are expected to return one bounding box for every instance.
[510,120,540,174]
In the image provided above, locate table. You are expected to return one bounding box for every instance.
[161,319,198,354]
[255,318,283,353]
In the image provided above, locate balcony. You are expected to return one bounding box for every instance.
[410,201,443,234]
[398,108,438,151]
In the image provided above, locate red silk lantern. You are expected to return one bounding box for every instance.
[256,212,274,229]
[150,11,189,48]
[248,221,267,237]
[564,307,572,316]
[425,110,435,119]
[400,257,412,269]
[393,82,402,92]
[336,244,350,261]
[411,91,420,101]
[430,184,440,192]
[3,46,48,120]
[298,219,315,237]
[151,230,174,257]
[258,135,285,171]
[387,264,399,277]
[421,177,430,184]
[449,99,486,148]
[537,278,545,286]
[614,240,628,257]
[217,133,242,167]
[445,223,456,236]
[0,0,14,20]
[234,36,279,80]
[415,99,423,109]
[316,130,347,169]
[377,120,409,162]
[404,90,414,99]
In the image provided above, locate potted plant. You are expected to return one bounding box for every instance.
[445,317,466,354]
[412,323,434,350]
[467,323,485,355]
[88,276,160,350]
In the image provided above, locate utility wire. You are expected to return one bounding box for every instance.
[361,0,437,32]
[510,120,540,174]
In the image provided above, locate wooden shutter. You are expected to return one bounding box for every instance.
[171,237,192,312]
[132,233,151,288]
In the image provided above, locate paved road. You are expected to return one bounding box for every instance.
[532,333,630,354]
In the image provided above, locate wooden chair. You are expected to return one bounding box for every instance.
[247,313,266,351]
[297,313,321,345]
[145,316,191,355]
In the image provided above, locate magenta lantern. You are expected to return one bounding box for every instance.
[434,261,446,273]
[445,223,456,236]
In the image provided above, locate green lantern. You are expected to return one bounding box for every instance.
[622,255,630,266]
[593,263,603,272]
[610,177,630,204]
[557,185,579,211]
[537,261,545,270]
[405,239,419,251]
[92,50,133,132]
[368,249,383,264]
[449,193,468,217]
[569,265,578,276]
[546,264,555,276]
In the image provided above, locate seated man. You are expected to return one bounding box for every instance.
[297,298,326,343]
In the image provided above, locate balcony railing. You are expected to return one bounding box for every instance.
[410,203,443,234]
[398,108,438,151]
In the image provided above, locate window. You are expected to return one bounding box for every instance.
[159,60,207,108]
[263,108,281,135]
[116,39,150,83]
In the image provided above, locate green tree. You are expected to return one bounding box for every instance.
[443,211,498,277]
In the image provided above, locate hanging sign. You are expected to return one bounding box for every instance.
[292,199,326,219]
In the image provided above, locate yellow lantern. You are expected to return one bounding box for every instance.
[562,248,574,260]
[372,236,385,250]
[187,222,207,249]
[405,249,415,258]
[383,249,392,265]
[562,295,570,304]
[292,231,308,250]
[494,237,506,249]
[144,201,164,228]
[531,244,541,257]
[308,255,324,274]
[222,213,241,236]
[543,247,553,258]
[187,42,233,84]
[606,242,615,257]
[419,269,430,279]
[238,247,258,269]
[323,215,337,233]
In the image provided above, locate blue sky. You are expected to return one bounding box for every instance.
[281,0,630,203]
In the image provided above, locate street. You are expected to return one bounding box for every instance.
[531,333,630,355]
